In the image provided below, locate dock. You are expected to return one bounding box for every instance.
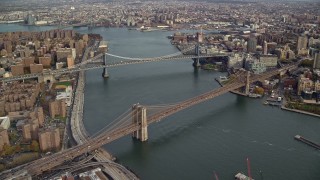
[294,135,320,150]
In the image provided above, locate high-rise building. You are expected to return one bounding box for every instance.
[4,41,12,54]
[26,14,36,25]
[296,36,308,52]
[30,122,39,140]
[22,57,35,68]
[30,64,43,74]
[56,48,76,62]
[82,34,89,42]
[75,40,84,57]
[67,55,75,69]
[313,53,320,69]
[247,36,257,53]
[39,56,52,68]
[197,31,203,43]
[259,55,278,68]
[35,107,44,127]
[263,41,268,55]
[38,128,60,151]
[49,100,66,118]
[11,64,24,76]
[22,123,31,141]
[0,128,9,151]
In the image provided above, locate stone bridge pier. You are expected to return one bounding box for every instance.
[102,53,109,78]
[38,74,55,83]
[132,104,148,141]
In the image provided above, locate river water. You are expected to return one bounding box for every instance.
[1,25,320,180]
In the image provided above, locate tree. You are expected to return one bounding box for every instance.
[2,144,14,156]
[253,87,265,95]
[14,145,21,153]
[30,140,39,152]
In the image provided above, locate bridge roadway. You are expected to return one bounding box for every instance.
[22,63,297,176]
[0,53,226,82]
[68,45,139,179]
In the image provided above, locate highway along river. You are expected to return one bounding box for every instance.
[1,25,319,180]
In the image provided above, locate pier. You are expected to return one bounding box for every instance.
[294,135,320,150]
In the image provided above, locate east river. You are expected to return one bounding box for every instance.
[1,24,320,180]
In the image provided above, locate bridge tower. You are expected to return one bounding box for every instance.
[102,53,109,78]
[193,43,201,67]
[132,104,148,142]
[245,71,250,95]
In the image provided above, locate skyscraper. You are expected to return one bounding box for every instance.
[247,36,257,53]
[296,36,308,52]
[313,52,320,69]
[263,41,268,55]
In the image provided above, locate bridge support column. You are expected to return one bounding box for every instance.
[193,44,201,67]
[132,104,148,142]
[102,53,109,78]
[245,71,250,95]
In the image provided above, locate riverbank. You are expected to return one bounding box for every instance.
[71,43,139,179]
[281,105,320,118]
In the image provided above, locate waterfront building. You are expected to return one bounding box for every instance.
[298,75,314,95]
[26,14,36,25]
[245,59,266,74]
[228,53,244,69]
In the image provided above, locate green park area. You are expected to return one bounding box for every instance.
[286,102,320,115]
